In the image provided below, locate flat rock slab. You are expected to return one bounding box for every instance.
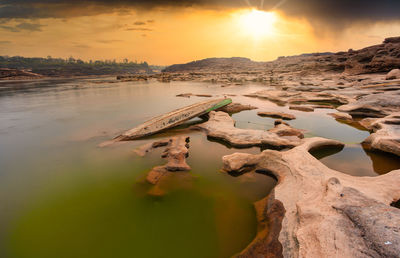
[362,112,400,156]
[222,137,400,258]
[328,112,353,122]
[337,103,389,118]
[289,105,314,112]
[257,111,296,120]
[194,111,303,148]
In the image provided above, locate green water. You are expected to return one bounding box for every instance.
[0,78,399,258]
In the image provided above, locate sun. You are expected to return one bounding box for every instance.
[237,9,277,38]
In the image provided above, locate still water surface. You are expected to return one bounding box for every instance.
[0,78,399,258]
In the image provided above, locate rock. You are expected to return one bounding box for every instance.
[328,112,353,122]
[117,75,148,81]
[195,94,212,97]
[134,139,170,156]
[194,111,303,148]
[218,103,258,114]
[310,104,335,109]
[337,104,388,118]
[358,117,378,130]
[274,119,289,126]
[386,69,400,80]
[245,90,301,105]
[289,105,314,112]
[222,137,400,258]
[362,113,400,156]
[145,136,191,185]
[384,36,400,44]
[176,93,213,98]
[176,93,193,98]
[268,123,304,138]
[161,136,191,171]
[257,111,296,120]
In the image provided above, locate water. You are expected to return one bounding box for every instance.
[0,78,399,258]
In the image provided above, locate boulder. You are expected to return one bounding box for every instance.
[362,113,400,156]
[386,69,400,80]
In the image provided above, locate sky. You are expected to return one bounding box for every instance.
[0,0,400,65]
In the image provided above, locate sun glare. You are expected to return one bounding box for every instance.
[237,9,277,38]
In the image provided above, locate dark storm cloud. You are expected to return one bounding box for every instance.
[0,0,399,25]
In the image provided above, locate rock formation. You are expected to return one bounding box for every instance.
[135,136,192,196]
[222,137,400,258]
[386,69,400,80]
[162,37,400,77]
[362,113,400,156]
[194,111,303,149]
[257,111,296,120]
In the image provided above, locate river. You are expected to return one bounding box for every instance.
[1,77,399,258]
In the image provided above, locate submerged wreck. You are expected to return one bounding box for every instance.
[99,98,232,146]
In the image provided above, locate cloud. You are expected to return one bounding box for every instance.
[72,43,91,48]
[126,27,153,31]
[134,21,146,25]
[0,22,44,32]
[16,22,44,31]
[0,25,20,32]
[97,39,123,44]
[0,0,399,27]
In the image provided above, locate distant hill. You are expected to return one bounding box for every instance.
[163,57,261,72]
[162,36,400,75]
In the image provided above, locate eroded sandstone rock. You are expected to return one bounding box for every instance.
[337,104,389,118]
[142,136,191,188]
[194,111,303,148]
[257,111,296,120]
[386,69,400,80]
[222,138,400,258]
[362,113,400,156]
[328,112,353,122]
[289,105,314,112]
[134,139,170,156]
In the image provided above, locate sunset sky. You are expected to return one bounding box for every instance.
[0,0,400,65]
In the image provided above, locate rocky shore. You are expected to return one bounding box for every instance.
[130,36,400,257]
[0,68,43,80]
